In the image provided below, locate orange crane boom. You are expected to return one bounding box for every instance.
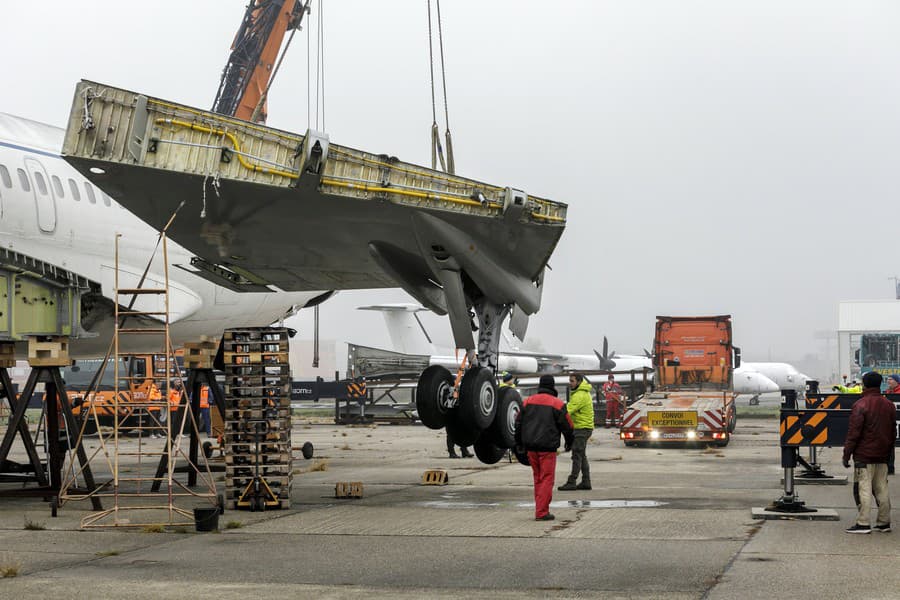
[212,0,306,123]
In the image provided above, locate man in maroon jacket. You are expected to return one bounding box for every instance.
[515,375,574,521]
[843,371,896,534]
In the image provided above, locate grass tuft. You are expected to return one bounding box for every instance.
[142,525,165,533]
[23,517,45,531]
[309,459,329,472]
[225,520,243,530]
[0,562,20,578]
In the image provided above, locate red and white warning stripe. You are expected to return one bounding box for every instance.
[621,408,642,429]
[699,410,724,431]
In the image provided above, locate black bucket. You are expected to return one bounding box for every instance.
[194,506,219,532]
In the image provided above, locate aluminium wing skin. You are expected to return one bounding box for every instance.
[60,81,566,314]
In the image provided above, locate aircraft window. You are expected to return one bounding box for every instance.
[33,171,48,195]
[16,169,30,192]
[68,179,81,201]
[102,193,111,207]
[0,165,10,188]
[84,182,96,204]
[51,175,64,198]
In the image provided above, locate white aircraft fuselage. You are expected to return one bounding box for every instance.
[0,112,331,357]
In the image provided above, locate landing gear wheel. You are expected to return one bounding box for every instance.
[473,433,507,464]
[415,366,454,429]
[488,387,522,449]
[458,367,497,431]
[301,441,314,459]
[202,441,214,459]
[445,415,480,447]
[513,447,530,466]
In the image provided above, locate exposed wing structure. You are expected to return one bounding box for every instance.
[61,81,567,361]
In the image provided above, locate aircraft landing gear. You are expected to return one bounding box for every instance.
[415,297,518,458]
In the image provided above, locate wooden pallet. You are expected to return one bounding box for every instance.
[224,451,292,465]
[226,464,293,478]
[222,340,289,354]
[230,397,291,409]
[223,351,290,366]
[223,364,291,377]
[225,407,291,420]
[224,328,291,343]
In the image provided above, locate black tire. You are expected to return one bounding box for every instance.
[445,414,480,447]
[202,441,214,459]
[513,447,530,466]
[217,493,225,515]
[727,410,737,434]
[473,434,507,464]
[489,387,522,449]
[51,496,59,518]
[458,367,497,431]
[416,365,455,430]
[301,441,314,460]
[624,442,637,447]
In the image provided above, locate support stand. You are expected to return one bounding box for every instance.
[0,366,100,513]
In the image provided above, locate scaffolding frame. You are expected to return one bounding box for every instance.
[59,232,221,528]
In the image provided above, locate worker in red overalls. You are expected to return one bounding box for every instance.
[602,374,623,428]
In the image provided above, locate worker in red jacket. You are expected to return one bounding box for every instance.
[602,375,623,428]
[515,375,574,522]
[842,371,896,534]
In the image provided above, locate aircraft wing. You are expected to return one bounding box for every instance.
[61,82,567,318]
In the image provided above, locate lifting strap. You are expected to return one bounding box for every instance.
[427,0,454,174]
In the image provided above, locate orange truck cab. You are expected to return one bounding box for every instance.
[620,316,739,447]
[68,353,183,433]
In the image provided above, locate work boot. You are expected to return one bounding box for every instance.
[448,451,459,459]
[557,481,577,491]
[576,481,592,490]
[461,449,473,458]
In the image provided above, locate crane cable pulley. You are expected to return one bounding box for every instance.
[427,0,454,174]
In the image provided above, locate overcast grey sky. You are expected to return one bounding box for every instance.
[3,1,899,368]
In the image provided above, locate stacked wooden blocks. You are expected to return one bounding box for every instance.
[222,328,292,510]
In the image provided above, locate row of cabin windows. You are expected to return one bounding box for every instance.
[0,163,115,207]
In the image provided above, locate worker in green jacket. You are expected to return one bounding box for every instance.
[833,380,862,394]
[558,374,594,491]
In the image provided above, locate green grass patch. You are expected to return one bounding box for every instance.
[736,405,780,419]
[225,520,243,530]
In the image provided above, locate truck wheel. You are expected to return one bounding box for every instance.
[458,367,497,431]
[202,441,214,459]
[488,387,521,449]
[727,411,737,433]
[473,434,507,464]
[415,366,455,430]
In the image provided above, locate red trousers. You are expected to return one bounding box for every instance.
[606,399,621,424]
[528,451,557,518]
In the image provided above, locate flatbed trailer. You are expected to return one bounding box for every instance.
[619,390,736,446]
